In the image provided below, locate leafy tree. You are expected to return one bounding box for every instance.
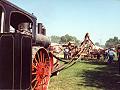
[60,34,80,45]
[50,34,80,45]
[95,42,100,46]
[95,42,105,48]
[50,35,60,43]
[71,36,80,45]
[60,36,67,44]
[105,36,120,48]
[65,34,73,42]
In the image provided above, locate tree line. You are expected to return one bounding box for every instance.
[50,34,120,48]
[50,34,80,45]
[105,36,120,48]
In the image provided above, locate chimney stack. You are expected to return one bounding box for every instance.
[37,23,46,35]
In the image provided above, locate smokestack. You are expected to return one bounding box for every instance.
[38,23,42,34]
[37,23,46,35]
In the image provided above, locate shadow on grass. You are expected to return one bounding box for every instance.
[77,60,120,90]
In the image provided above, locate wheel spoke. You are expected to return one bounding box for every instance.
[32,77,36,83]
[32,64,37,69]
[43,78,46,85]
[44,58,46,66]
[32,72,37,75]
[33,81,38,89]
[34,57,39,64]
[43,53,45,63]
[40,51,42,62]
[37,52,40,63]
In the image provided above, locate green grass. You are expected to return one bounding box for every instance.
[48,60,120,90]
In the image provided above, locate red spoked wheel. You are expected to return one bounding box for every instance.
[32,48,51,90]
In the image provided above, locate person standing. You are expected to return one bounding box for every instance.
[105,49,109,59]
[97,51,101,60]
[64,47,69,59]
[108,48,115,64]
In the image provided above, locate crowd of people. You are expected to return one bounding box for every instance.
[63,44,120,74]
[63,45,120,63]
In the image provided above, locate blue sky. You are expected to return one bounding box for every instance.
[10,0,120,44]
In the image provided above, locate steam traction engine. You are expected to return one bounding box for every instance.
[0,0,54,90]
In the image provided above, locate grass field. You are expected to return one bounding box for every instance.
[48,60,120,90]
